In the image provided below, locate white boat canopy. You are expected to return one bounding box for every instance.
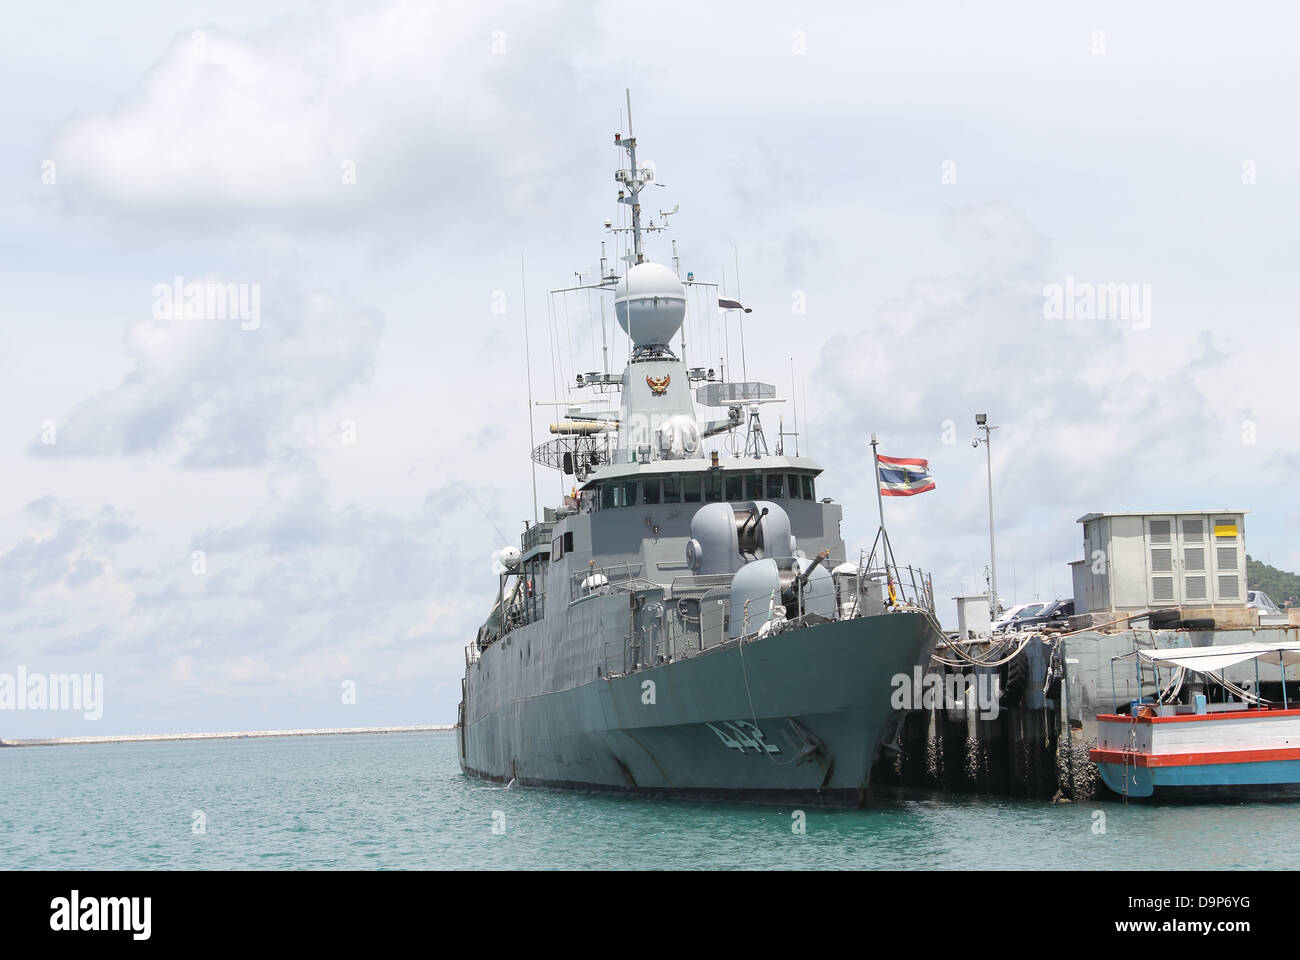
[1115,641,1300,673]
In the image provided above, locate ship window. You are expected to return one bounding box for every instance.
[564,531,574,552]
[663,475,681,503]
[746,473,762,500]
[620,480,638,507]
[802,476,815,500]
[551,537,563,562]
[766,473,784,499]
[642,478,661,504]
[704,474,723,502]
[725,474,743,501]
[788,474,803,500]
[601,483,616,510]
[683,476,702,502]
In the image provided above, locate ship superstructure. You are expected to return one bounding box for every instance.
[457,94,944,804]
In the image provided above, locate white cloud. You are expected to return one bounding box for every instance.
[0,499,135,607]
[29,287,383,467]
[0,461,487,735]
[814,204,1213,508]
[48,0,598,228]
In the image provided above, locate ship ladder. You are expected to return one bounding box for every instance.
[1120,715,1139,805]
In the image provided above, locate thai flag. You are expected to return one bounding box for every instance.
[877,455,935,497]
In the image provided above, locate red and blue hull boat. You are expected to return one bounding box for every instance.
[1091,641,1300,801]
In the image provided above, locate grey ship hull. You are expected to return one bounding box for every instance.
[460,610,940,806]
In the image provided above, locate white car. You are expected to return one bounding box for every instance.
[1248,590,1283,616]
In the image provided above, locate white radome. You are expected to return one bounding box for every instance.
[614,262,686,347]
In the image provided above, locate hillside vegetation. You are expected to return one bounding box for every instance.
[1246,555,1300,608]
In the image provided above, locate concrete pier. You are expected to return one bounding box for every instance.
[873,624,1300,801]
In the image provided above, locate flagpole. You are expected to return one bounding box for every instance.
[975,414,999,618]
[870,432,895,605]
[870,432,887,543]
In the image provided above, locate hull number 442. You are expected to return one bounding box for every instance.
[706,720,781,754]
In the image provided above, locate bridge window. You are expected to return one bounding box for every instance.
[662,475,681,503]
[725,474,743,501]
[619,480,638,507]
[642,478,660,504]
[704,473,723,502]
[683,476,702,502]
[788,474,802,499]
[746,473,763,500]
[803,475,815,500]
[550,531,574,561]
[601,484,616,510]
[766,473,784,499]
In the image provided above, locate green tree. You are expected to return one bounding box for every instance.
[1246,555,1300,609]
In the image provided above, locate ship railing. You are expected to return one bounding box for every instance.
[569,561,648,602]
[503,594,544,630]
[604,617,677,677]
[658,588,730,662]
[853,557,936,617]
[603,634,644,678]
[595,557,938,674]
[668,572,735,597]
[464,642,481,666]
[602,637,635,679]
[521,521,556,556]
[660,559,940,664]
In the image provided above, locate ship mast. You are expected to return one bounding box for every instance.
[616,89,646,266]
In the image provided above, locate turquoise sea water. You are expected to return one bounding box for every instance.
[1,730,1296,869]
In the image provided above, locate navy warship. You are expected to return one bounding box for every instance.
[457,95,944,805]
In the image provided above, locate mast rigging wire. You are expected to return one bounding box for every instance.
[520,255,539,523]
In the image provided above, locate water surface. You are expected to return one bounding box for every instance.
[1,731,1291,869]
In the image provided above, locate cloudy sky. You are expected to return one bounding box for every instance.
[3,1,1298,736]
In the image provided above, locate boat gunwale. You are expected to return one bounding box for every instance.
[1095,707,1300,725]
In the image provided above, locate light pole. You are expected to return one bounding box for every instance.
[973,414,999,617]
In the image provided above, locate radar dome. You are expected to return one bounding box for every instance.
[615,262,686,348]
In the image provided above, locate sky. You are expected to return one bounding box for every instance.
[2,0,1298,736]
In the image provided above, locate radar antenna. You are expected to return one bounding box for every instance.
[622,89,643,264]
[743,404,770,459]
[611,90,672,266]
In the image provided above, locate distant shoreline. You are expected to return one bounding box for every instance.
[0,724,455,748]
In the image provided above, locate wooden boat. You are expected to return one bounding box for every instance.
[1091,641,1300,800]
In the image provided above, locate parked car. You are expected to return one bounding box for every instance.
[1247,590,1282,615]
[991,601,1049,633]
[1012,598,1075,632]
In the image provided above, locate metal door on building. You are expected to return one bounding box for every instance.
[1211,516,1242,603]
[1145,516,1177,605]
[1179,516,1210,605]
